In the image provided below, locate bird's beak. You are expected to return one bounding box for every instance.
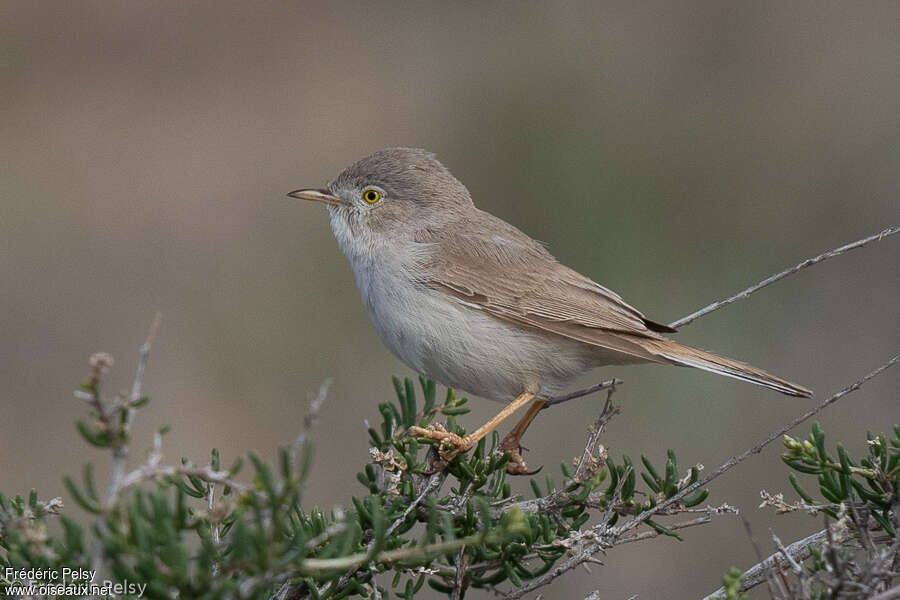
[286,188,346,206]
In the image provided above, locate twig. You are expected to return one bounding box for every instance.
[544,229,898,412]
[702,526,854,599]
[297,532,489,573]
[451,546,469,600]
[739,517,783,599]
[506,355,898,600]
[500,391,618,519]
[208,471,220,576]
[574,385,619,481]
[90,313,161,578]
[611,512,720,545]
[614,354,899,538]
[387,473,444,538]
[669,226,899,328]
[291,379,332,471]
[543,379,623,409]
[118,463,252,496]
[870,584,900,600]
[772,531,804,575]
[322,472,446,598]
[504,466,632,600]
[503,507,733,599]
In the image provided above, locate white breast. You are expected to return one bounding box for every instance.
[329,211,596,401]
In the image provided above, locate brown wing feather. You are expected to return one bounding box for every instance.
[418,209,669,353]
[417,211,813,398]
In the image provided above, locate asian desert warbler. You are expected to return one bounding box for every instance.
[288,147,811,473]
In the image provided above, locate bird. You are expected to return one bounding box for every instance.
[288,147,812,473]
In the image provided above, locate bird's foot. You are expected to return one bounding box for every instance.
[499,432,543,476]
[408,423,474,464]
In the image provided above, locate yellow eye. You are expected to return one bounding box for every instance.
[362,189,382,204]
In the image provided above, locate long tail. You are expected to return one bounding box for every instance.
[629,337,813,397]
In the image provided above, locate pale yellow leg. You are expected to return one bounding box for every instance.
[500,398,548,474]
[409,391,536,463]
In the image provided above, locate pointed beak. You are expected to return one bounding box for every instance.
[286,188,346,206]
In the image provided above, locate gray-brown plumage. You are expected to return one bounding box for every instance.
[419,207,811,397]
[289,147,811,471]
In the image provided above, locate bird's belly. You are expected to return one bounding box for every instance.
[359,270,595,401]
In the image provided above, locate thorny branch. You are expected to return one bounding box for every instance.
[546,226,898,410]
[669,225,899,328]
[702,528,843,599]
[612,355,898,538]
[501,355,898,599]
[87,312,160,575]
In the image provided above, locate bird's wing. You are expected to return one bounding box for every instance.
[417,211,675,362]
[417,211,813,397]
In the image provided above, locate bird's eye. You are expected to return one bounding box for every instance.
[362,189,382,204]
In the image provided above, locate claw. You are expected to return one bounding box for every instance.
[408,424,473,463]
[504,448,544,476]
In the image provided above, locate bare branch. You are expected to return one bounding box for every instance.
[669,226,899,328]
[614,354,899,538]
[451,546,469,600]
[504,505,734,600]
[574,385,619,481]
[702,525,855,599]
[387,473,444,538]
[870,584,900,600]
[543,379,623,409]
[118,462,252,496]
[90,312,161,576]
[503,354,898,600]
[291,378,332,470]
[612,512,722,546]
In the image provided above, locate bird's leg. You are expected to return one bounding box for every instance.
[409,392,536,466]
[499,398,547,475]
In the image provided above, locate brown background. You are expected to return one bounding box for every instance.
[1,2,898,598]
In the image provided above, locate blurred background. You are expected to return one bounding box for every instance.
[1,1,898,597]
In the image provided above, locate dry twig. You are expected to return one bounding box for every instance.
[89,313,160,575]
[669,226,898,328]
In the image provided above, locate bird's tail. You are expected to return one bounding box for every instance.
[629,336,813,398]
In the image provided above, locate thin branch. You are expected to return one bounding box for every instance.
[611,512,720,546]
[669,226,899,328]
[90,313,161,576]
[543,379,623,409]
[574,385,618,481]
[870,584,900,600]
[506,505,735,600]
[291,378,332,470]
[614,354,899,538]
[504,355,898,600]
[771,532,805,576]
[387,473,444,538]
[739,517,783,600]
[702,526,854,599]
[118,462,252,496]
[451,546,469,600]
[297,532,486,573]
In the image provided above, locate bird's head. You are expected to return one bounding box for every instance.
[288,148,474,246]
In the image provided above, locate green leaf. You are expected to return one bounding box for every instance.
[75,420,111,447]
[646,518,683,541]
[427,579,454,593]
[641,472,660,494]
[641,455,662,487]
[63,476,101,514]
[682,488,709,507]
[783,457,822,474]
[788,473,816,504]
